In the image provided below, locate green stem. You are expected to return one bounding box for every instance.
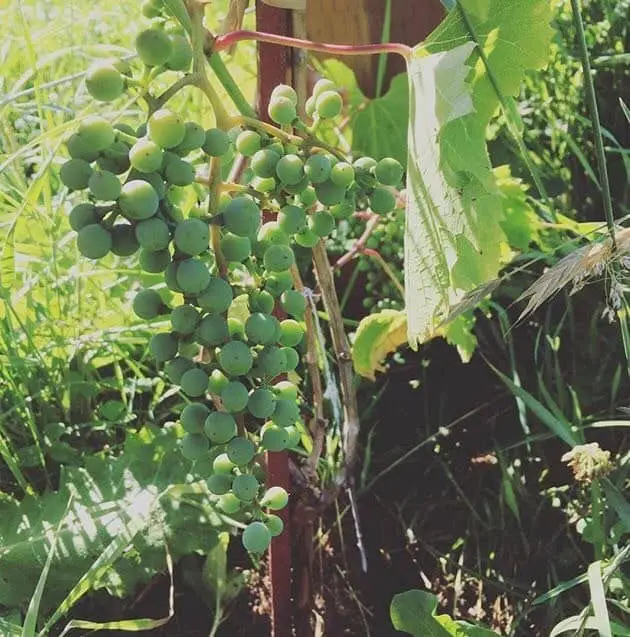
[375,0,392,98]
[569,0,616,245]
[208,53,258,118]
[590,479,605,560]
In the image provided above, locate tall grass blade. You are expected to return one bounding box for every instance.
[621,99,630,125]
[550,616,602,636]
[587,561,612,637]
[602,479,630,530]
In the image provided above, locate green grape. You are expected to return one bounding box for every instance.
[77,224,111,259]
[149,332,179,363]
[195,314,229,346]
[98,142,131,174]
[281,347,299,371]
[163,262,182,293]
[173,121,205,155]
[264,270,294,297]
[213,452,236,474]
[263,244,295,272]
[226,436,256,466]
[110,223,139,256]
[220,233,251,262]
[219,340,253,376]
[180,368,209,397]
[176,258,211,295]
[256,346,286,379]
[271,84,298,105]
[165,157,194,186]
[278,204,306,234]
[142,0,162,18]
[261,423,290,452]
[88,170,121,201]
[119,180,160,220]
[271,399,299,427]
[280,290,306,318]
[181,402,210,434]
[60,159,93,191]
[299,186,317,207]
[208,368,229,394]
[309,210,335,237]
[353,156,377,188]
[134,217,170,251]
[221,380,249,412]
[129,139,164,173]
[375,157,404,186]
[276,154,304,186]
[148,108,185,149]
[279,319,304,347]
[330,201,354,220]
[330,161,355,187]
[136,28,172,67]
[265,514,284,537]
[85,62,124,102]
[314,180,346,206]
[273,380,299,401]
[304,154,332,184]
[251,176,276,194]
[69,203,97,231]
[171,218,209,257]
[266,140,285,156]
[242,521,272,553]
[171,304,200,335]
[228,317,245,340]
[66,134,100,162]
[114,122,136,136]
[181,433,209,460]
[206,473,233,495]
[315,90,342,119]
[370,186,396,214]
[78,116,115,151]
[204,411,237,444]
[268,96,297,126]
[250,149,281,179]
[305,95,316,118]
[197,277,233,313]
[217,492,241,514]
[312,78,336,99]
[139,248,171,273]
[165,356,195,384]
[248,290,274,314]
[129,171,167,199]
[283,176,310,195]
[232,474,259,502]
[260,486,289,510]
[247,388,276,419]
[223,196,261,237]
[294,226,319,248]
[203,128,230,156]
[245,313,278,345]
[285,424,301,447]
[257,222,290,251]
[235,130,261,157]
[166,33,193,71]
[133,288,165,319]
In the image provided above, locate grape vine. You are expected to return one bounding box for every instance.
[60,0,403,557]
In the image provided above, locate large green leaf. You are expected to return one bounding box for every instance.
[404,0,554,347]
[0,424,220,613]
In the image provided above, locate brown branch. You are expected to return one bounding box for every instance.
[334,213,380,270]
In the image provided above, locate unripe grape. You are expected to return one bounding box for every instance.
[136,28,172,67]
[271,399,300,427]
[208,368,229,394]
[280,290,306,318]
[213,452,236,474]
[247,388,277,419]
[294,226,319,248]
[78,116,115,151]
[252,176,276,193]
[304,154,332,184]
[312,78,336,99]
[282,175,310,195]
[180,368,209,397]
[217,493,241,514]
[164,261,183,292]
[271,84,298,105]
[277,204,306,234]
[285,424,301,447]
[204,411,237,444]
[165,157,194,186]
[219,340,253,376]
[181,433,209,460]
[176,258,211,295]
[263,244,295,272]
[220,233,251,262]
[265,514,284,537]
[315,90,342,119]
[228,317,245,340]
[181,402,210,434]
[235,130,261,157]
[227,436,256,466]
[88,170,121,201]
[171,304,201,335]
[370,186,396,214]
[77,223,112,259]
[268,96,297,126]
[249,290,275,314]
[221,380,249,412]
[148,109,185,149]
[242,521,271,553]
[305,95,316,118]
[260,486,289,510]
[261,423,290,452]
[279,319,304,347]
[274,380,299,401]
[85,62,124,102]
[276,154,304,186]
[130,171,167,199]
[330,201,354,220]
[166,34,193,71]
[173,218,209,256]
[197,277,233,314]
[330,161,355,187]
[165,356,195,384]
[119,180,160,220]
[110,223,139,257]
[66,134,100,162]
[173,121,205,155]
[129,139,164,173]
[69,203,98,231]
[60,159,93,191]
[281,347,299,371]
[264,271,294,297]
[309,210,335,237]
[195,314,229,346]
[232,474,259,502]
[142,0,162,18]
[315,179,346,206]
[149,332,179,363]
[251,149,281,179]
[206,473,233,495]
[133,288,165,320]
[203,128,230,156]
[375,157,404,186]
[139,248,171,273]
[256,346,286,379]
[223,196,261,237]
[246,313,279,345]
[98,144,130,175]
[299,186,317,207]
[134,217,170,251]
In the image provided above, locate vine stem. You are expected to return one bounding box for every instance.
[228,115,302,144]
[214,29,412,60]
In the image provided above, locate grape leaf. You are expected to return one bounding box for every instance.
[404,0,554,348]
[0,424,220,613]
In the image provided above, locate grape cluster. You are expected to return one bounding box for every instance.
[63,6,404,555]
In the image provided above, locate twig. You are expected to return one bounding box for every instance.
[363,248,405,298]
[334,213,380,270]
